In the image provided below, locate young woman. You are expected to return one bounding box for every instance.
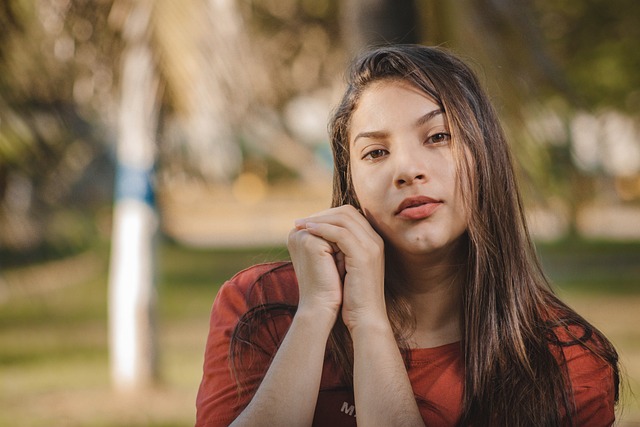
[195,45,620,426]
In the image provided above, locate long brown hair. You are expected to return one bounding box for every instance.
[327,44,619,426]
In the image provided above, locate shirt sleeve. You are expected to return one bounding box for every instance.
[562,338,617,426]
[195,264,296,427]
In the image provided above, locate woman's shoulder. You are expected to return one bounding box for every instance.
[227,261,295,286]
[551,321,614,376]
[544,312,617,403]
[537,306,618,424]
[221,261,299,307]
[541,303,617,382]
[554,323,617,424]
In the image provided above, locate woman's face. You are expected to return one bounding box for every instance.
[349,79,469,259]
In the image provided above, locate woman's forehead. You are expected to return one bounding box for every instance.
[349,81,444,136]
[359,78,438,102]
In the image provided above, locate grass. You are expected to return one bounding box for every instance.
[0,238,638,426]
[537,239,640,295]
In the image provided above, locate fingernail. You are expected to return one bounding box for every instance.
[294,219,305,228]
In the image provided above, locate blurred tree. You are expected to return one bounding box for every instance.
[534,0,640,113]
[0,1,22,51]
[206,0,339,184]
[106,0,286,391]
[431,0,585,232]
[341,0,420,53]
[152,0,251,182]
[108,0,160,392]
[0,0,119,255]
[411,0,640,233]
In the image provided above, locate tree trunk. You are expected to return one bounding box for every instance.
[108,0,160,392]
[341,0,420,54]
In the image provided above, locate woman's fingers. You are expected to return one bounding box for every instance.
[292,205,388,332]
[297,206,389,332]
[302,221,383,266]
[295,205,383,253]
[287,228,343,315]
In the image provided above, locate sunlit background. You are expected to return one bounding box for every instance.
[0,0,639,425]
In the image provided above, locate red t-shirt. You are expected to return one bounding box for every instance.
[195,262,616,426]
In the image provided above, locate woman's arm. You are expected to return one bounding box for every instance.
[230,306,335,426]
[230,225,344,426]
[298,205,425,427]
[350,320,424,426]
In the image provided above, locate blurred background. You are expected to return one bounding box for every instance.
[0,0,638,425]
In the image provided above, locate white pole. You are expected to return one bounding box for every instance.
[108,0,160,392]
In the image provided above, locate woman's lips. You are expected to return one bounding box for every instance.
[395,196,442,220]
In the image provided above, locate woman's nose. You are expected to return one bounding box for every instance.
[394,148,428,187]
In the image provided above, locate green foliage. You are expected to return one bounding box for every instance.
[535,0,640,112]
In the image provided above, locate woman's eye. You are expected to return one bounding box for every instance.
[363,149,387,160]
[427,132,451,144]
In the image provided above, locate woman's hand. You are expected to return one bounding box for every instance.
[287,219,343,322]
[293,205,387,333]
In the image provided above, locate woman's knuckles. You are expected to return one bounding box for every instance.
[288,229,329,253]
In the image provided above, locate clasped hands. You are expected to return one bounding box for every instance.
[288,205,387,333]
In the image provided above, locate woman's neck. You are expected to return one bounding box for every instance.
[387,240,467,348]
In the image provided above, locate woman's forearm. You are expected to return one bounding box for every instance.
[230,307,335,427]
[351,321,425,427]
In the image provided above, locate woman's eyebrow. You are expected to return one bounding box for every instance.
[352,109,445,146]
[415,108,444,127]
[353,130,389,145]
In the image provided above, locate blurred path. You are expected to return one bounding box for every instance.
[159,181,331,247]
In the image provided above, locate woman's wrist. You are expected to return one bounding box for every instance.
[294,304,338,335]
[346,313,394,341]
